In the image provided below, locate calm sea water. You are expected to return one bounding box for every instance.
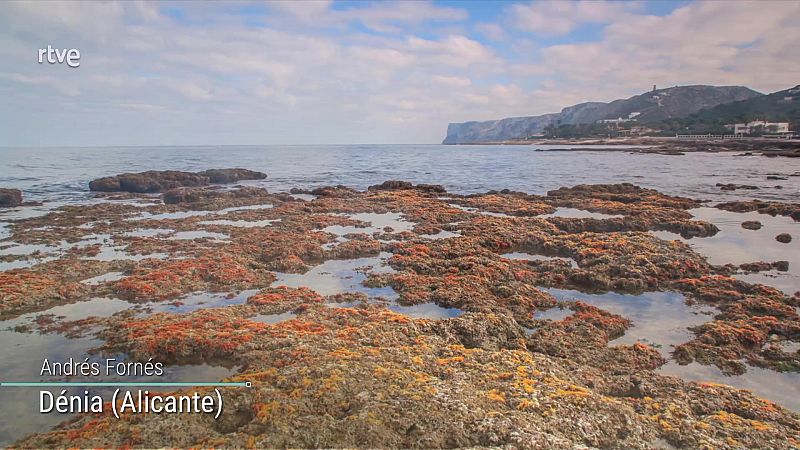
[1,144,799,202]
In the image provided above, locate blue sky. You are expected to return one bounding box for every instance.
[0,0,797,146]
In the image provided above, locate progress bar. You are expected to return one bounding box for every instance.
[0,381,251,387]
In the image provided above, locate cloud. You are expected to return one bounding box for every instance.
[509,1,638,36]
[535,1,800,95]
[119,102,165,111]
[0,0,798,147]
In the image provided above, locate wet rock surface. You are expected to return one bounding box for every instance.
[3,181,800,448]
[717,200,800,222]
[0,188,23,207]
[88,168,267,193]
[777,233,792,244]
[742,221,763,230]
[162,186,270,205]
[717,183,759,191]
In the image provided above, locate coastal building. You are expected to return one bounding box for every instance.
[597,111,641,124]
[730,121,790,135]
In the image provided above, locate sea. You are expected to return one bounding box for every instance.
[0,144,798,203]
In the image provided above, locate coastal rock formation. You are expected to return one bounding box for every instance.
[4,180,800,449]
[0,188,22,207]
[198,168,267,183]
[89,170,208,193]
[162,186,269,205]
[89,168,267,193]
[368,180,446,193]
[716,200,800,222]
[776,233,792,243]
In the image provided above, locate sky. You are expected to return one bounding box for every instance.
[0,0,798,147]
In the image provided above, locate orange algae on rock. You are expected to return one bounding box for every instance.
[113,254,274,301]
[6,182,800,449]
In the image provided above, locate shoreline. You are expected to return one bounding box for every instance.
[446,137,800,156]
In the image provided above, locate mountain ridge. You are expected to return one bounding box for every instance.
[442,85,763,144]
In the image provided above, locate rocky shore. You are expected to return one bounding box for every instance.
[2,172,799,448]
[457,137,800,158]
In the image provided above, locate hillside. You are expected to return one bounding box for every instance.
[442,85,762,144]
[686,85,800,124]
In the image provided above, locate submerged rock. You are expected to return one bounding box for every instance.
[741,220,763,230]
[0,188,22,207]
[716,183,759,191]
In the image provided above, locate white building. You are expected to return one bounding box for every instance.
[731,121,790,135]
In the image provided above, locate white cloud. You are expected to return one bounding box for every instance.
[0,0,798,147]
[119,102,165,111]
[509,1,638,36]
[535,1,800,95]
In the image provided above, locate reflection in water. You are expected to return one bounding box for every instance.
[419,229,461,240]
[447,203,513,218]
[535,306,574,322]
[168,230,229,241]
[390,303,463,319]
[273,253,397,299]
[659,362,800,412]
[199,219,279,228]
[81,272,126,285]
[543,287,800,412]
[652,207,800,295]
[145,289,259,315]
[123,228,174,237]
[543,288,715,357]
[322,212,414,242]
[250,311,297,324]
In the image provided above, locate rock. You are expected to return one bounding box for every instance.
[767,175,788,181]
[776,233,792,243]
[655,150,685,156]
[740,261,790,272]
[716,183,758,191]
[310,185,357,198]
[741,221,762,230]
[366,180,446,194]
[716,200,800,222]
[415,184,447,193]
[368,180,414,191]
[89,168,267,193]
[0,188,23,207]
[89,170,208,193]
[197,168,266,183]
[162,186,269,204]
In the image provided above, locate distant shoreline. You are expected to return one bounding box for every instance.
[445,137,800,157]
